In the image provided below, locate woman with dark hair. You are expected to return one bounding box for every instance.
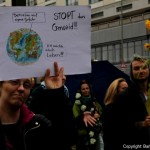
[72,80,103,150]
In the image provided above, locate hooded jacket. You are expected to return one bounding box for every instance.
[0,104,53,150]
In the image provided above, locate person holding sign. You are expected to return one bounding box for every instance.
[102,55,150,150]
[0,62,71,150]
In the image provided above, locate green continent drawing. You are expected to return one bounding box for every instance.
[6,28,43,65]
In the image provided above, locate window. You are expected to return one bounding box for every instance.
[127,42,134,60]
[95,47,102,60]
[92,38,150,65]
[91,48,96,60]
[135,41,142,56]
[108,45,114,63]
[89,0,102,4]
[28,0,37,6]
[123,43,128,62]
[66,0,78,5]
[115,44,120,63]
[116,4,132,12]
[92,12,103,19]
[102,46,108,61]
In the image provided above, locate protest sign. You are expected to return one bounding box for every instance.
[0,6,91,80]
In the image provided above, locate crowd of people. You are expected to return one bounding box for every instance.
[0,55,150,150]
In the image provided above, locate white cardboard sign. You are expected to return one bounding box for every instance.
[0,6,91,80]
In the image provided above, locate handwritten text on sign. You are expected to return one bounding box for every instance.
[0,6,91,80]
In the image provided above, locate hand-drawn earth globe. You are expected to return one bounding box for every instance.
[6,28,43,65]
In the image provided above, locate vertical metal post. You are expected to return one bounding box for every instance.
[120,0,124,63]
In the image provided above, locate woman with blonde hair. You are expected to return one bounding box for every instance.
[102,78,128,150]
[104,78,128,106]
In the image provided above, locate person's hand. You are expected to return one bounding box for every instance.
[94,112,100,119]
[83,111,96,127]
[144,115,150,127]
[44,62,64,89]
[137,116,150,127]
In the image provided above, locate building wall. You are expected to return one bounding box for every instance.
[91,0,150,74]
[91,1,103,9]
[1,0,11,6]
[56,0,65,5]
[35,0,89,6]
[92,21,146,44]
[79,0,89,5]
[104,0,116,5]
[92,0,150,23]
[37,0,45,5]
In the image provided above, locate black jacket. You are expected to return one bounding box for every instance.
[28,86,76,150]
[102,83,150,150]
[0,104,53,150]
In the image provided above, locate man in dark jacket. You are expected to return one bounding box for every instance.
[102,56,150,150]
